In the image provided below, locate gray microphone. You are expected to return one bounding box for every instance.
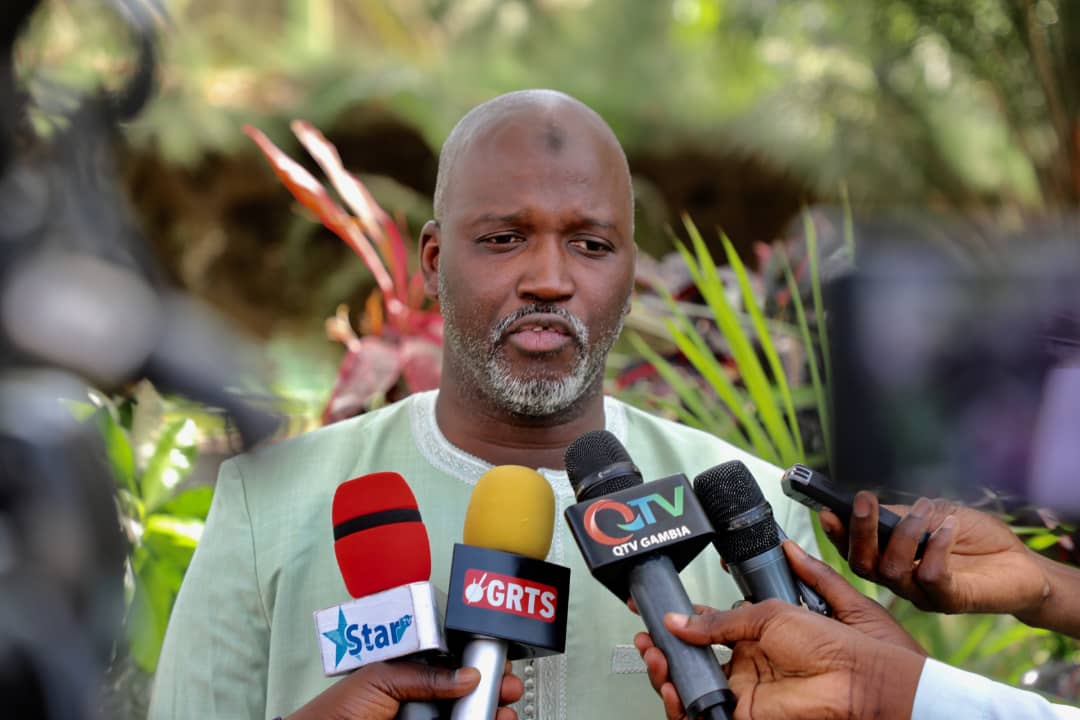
[693,461,802,605]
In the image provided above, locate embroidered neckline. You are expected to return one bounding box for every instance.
[407,389,628,499]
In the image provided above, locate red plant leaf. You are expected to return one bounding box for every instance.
[291,120,409,311]
[321,336,403,425]
[244,124,398,305]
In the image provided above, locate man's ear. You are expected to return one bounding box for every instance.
[419,220,441,299]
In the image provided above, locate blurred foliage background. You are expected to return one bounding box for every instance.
[12,0,1079,716]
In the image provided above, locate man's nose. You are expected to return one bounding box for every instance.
[517,238,574,302]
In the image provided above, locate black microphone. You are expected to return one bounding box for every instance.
[564,430,734,720]
[693,461,804,606]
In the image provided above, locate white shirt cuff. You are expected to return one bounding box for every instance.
[912,657,1080,720]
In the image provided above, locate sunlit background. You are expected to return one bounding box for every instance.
[4,1,1079,717]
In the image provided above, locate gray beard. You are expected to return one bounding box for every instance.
[439,273,627,417]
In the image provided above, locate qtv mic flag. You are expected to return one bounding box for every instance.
[563,430,734,720]
[445,466,570,720]
[313,471,448,676]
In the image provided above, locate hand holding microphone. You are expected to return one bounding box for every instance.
[814,490,1057,621]
[635,540,927,720]
[658,599,925,720]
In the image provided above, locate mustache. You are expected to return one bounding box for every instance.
[490,304,588,346]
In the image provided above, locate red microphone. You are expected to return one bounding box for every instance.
[314,472,448,677]
[332,471,431,598]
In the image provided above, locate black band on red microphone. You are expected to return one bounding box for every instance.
[333,507,422,540]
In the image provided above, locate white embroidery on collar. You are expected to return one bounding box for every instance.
[407,389,628,496]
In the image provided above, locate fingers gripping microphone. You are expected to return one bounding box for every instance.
[694,461,803,606]
[446,466,570,720]
[563,431,735,720]
[315,472,449,720]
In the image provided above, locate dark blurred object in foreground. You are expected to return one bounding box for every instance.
[829,215,1080,523]
[0,1,280,717]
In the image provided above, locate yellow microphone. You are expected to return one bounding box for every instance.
[449,466,567,720]
[463,465,554,560]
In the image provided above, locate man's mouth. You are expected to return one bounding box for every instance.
[503,313,576,354]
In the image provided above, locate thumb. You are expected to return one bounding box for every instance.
[663,601,783,647]
[367,662,481,703]
[782,540,864,609]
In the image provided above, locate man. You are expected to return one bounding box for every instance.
[149,89,818,720]
[636,497,1080,719]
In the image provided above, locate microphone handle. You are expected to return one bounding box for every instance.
[397,701,442,720]
[629,554,735,720]
[450,636,508,720]
[728,545,801,605]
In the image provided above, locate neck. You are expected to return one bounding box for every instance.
[434,371,606,470]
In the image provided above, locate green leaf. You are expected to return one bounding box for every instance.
[803,209,835,470]
[142,515,204,570]
[681,218,793,465]
[779,247,832,471]
[648,279,772,447]
[720,232,804,463]
[945,614,995,667]
[158,485,214,520]
[96,409,136,494]
[128,560,184,673]
[1025,533,1062,551]
[626,332,730,436]
[661,309,775,460]
[141,419,199,512]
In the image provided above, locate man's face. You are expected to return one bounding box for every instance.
[425,114,635,417]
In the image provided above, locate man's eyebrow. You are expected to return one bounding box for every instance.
[467,211,530,226]
[575,217,617,231]
[465,212,624,239]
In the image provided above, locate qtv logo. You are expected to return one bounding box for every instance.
[462,569,558,623]
[583,485,690,556]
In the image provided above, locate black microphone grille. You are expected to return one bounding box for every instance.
[564,430,641,499]
[693,460,766,522]
[694,460,779,563]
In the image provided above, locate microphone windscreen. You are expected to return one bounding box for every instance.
[693,460,780,563]
[564,430,642,498]
[463,465,555,560]
[332,471,431,598]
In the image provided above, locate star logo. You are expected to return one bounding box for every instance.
[322,607,351,667]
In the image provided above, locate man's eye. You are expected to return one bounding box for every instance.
[572,238,612,255]
[482,233,521,246]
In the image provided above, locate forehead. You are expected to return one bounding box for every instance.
[441,113,631,229]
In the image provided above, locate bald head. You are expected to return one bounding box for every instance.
[433,90,633,226]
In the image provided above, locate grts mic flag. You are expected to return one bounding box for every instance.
[314,471,448,677]
[444,466,570,720]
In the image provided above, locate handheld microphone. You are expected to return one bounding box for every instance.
[563,430,735,720]
[446,466,570,720]
[781,464,929,560]
[314,472,449,719]
[693,461,805,606]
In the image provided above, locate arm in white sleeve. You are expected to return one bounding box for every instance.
[912,657,1080,720]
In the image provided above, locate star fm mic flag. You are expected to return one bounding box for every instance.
[314,471,448,676]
